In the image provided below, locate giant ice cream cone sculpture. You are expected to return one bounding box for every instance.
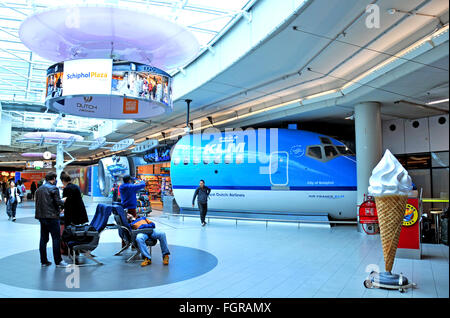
[368,150,412,273]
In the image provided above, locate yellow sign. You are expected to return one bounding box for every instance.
[403,204,418,227]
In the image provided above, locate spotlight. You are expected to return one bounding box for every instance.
[387,8,397,15]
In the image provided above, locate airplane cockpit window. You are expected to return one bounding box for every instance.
[320,137,332,144]
[324,146,338,158]
[307,146,323,159]
[336,145,353,155]
[307,138,353,162]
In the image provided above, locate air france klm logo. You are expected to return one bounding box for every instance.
[66,72,108,80]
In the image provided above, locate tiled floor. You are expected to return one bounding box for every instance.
[0,200,447,298]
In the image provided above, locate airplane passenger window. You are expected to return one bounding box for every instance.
[324,146,338,158]
[320,137,332,144]
[173,157,180,165]
[224,154,232,164]
[183,157,189,165]
[203,158,210,164]
[214,156,221,164]
[193,157,200,165]
[236,155,244,164]
[307,146,322,159]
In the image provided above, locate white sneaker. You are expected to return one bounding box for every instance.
[56,260,70,268]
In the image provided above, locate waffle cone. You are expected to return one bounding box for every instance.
[375,194,407,272]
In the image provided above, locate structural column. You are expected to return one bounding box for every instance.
[354,102,382,232]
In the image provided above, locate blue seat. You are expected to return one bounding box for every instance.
[111,204,157,263]
[63,204,113,266]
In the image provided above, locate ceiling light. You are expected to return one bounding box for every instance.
[387,8,397,15]
[345,114,354,120]
[426,98,449,105]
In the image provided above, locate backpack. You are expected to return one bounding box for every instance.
[21,185,26,194]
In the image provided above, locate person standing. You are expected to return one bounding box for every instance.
[60,172,89,256]
[4,180,20,221]
[30,181,37,200]
[17,180,25,204]
[1,182,7,205]
[60,172,88,226]
[120,175,146,218]
[35,172,69,268]
[192,180,211,226]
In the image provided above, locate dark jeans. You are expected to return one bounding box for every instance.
[6,200,17,218]
[122,208,137,248]
[198,202,208,223]
[39,218,62,265]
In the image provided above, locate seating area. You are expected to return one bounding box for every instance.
[62,203,157,266]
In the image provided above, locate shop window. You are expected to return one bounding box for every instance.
[307,146,322,160]
[324,146,338,158]
[431,152,449,168]
[406,154,431,169]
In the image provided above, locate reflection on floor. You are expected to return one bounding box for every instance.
[0,200,448,298]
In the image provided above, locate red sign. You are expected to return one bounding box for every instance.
[398,198,420,250]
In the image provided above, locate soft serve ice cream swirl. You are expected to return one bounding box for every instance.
[368,149,412,196]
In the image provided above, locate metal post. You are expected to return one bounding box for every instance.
[185,99,192,130]
[55,142,64,188]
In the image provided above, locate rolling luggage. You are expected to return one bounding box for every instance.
[27,193,32,200]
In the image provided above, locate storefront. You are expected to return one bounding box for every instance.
[136,161,172,209]
[0,171,16,184]
[16,171,47,191]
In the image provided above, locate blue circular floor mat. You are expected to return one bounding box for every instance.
[0,242,218,292]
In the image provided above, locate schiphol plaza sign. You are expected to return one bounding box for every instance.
[46,59,173,120]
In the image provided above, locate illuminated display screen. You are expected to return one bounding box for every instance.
[46,60,173,119]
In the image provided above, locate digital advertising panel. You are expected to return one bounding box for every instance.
[45,60,173,120]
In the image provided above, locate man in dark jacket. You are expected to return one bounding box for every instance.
[192,180,211,226]
[35,172,69,268]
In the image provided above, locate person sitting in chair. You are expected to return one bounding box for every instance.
[126,213,170,267]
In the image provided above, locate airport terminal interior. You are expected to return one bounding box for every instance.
[0,0,448,300]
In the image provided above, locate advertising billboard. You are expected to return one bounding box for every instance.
[63,59,113,96]
[46,60,173,119]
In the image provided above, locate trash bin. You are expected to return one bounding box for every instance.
[163,195,180,214]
